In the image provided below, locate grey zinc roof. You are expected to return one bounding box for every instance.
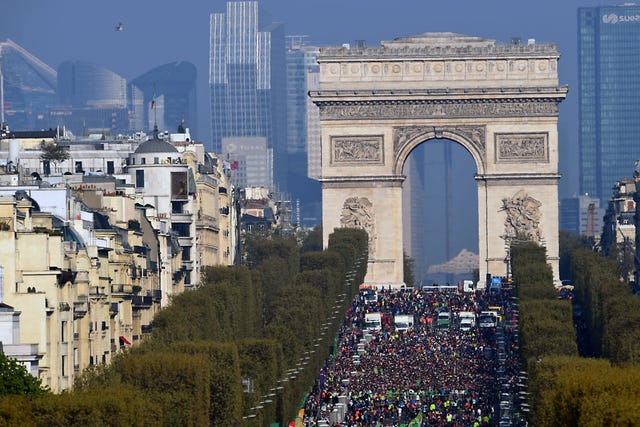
[134,139,178,154]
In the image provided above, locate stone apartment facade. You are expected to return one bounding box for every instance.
[0,129,235,392]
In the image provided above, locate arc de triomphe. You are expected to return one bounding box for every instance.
[310,33,568,287]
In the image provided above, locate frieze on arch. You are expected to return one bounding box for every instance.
[393,125,486,160]
[495,132,548,163]
[331,135,384,164]
[318,99,559,121]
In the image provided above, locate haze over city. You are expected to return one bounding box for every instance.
[3,2,640,423]
[2,0,625,196]
[0,0,627,280]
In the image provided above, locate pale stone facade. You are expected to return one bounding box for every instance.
[0,129,237,391]
[311,33,567,286]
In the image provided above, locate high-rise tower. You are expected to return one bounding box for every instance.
[0,39,57,131]
[285,35,321,226]
[579,5,640,204]
[131,61,197,136]
[209,1,286,190]
[54,60,134,136]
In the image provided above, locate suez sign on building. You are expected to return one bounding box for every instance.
[602,13,640,24]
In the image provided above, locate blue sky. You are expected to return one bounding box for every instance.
[0,0,625,197]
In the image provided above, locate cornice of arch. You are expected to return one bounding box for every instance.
[315,97,563,122]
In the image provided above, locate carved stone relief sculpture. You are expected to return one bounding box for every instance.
[500,189,543,244]
[495,133,548,162]
[331,135,384,164]
[340,197,376,255]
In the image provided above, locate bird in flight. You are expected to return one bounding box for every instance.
[116,22,124,32]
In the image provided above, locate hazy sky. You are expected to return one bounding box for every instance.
[0,0,624,197]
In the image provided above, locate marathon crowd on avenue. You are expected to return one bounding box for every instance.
[303,283,521,427]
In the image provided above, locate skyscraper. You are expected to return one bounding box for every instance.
[209,1,286,191]
[54,60,134,135]
[285,35,321,226]
[131,61,197,136]
[0,39,57,131]
[579,5,640,204]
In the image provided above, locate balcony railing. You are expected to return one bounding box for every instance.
[89,286,107,297]
[110,283,134,294]
[132,296,153,309]
[73,301,88,319]
[171,212,193,223]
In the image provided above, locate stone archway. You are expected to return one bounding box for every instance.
[311,33,568,287]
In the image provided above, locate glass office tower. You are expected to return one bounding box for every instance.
[285,35,321,226]
[131,61,197,136]
[54,60,132,135]
[579,5,640,204]
[0,39,57,131]
[209,1,286,190]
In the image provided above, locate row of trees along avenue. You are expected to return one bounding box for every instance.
[514,236,640,426]
[0,227,369,426]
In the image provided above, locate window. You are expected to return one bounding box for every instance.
[75,161,83,173]
[154,157,159,164]
[136,170,144,188]
[107,161,114,174]
[61,321,67,342]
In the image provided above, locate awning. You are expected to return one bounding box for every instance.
[119,335,131,345]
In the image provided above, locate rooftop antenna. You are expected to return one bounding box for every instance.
[151,83,158,139]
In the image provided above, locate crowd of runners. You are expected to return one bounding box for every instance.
[303,282,524,426]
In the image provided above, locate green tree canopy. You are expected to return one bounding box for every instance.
[0,353,47,397]
[39,140,70,165]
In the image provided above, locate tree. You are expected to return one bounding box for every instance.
[40,140,70,167]
[300,225,323,253]
[403,251,415,287]
[0,353,47,397]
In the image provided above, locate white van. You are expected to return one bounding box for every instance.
[478,311,498,328]
[458,311,476,331]
[364,312,382,331]
[394,314,414,332]
[361,289,378,305]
